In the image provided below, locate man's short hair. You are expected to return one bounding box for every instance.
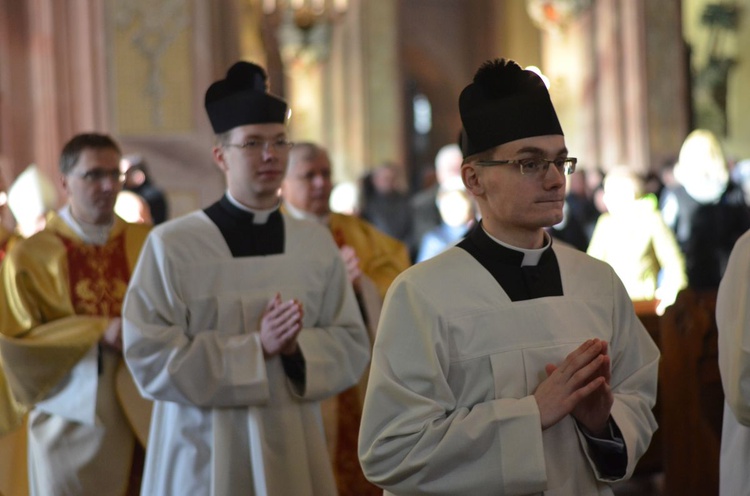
[59,133,121,175]
[288,142,325,167]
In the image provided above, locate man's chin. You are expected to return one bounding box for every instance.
[542,214,564,229]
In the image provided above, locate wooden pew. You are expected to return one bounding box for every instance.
[633,300,663,478]
[658,289,722,496]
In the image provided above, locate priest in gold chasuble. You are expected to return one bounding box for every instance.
[0,134,151,496]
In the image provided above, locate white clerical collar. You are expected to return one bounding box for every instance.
[482,227,551,267]
[58,205,113,246]
[282,201,329,226]
[225,191,279,224]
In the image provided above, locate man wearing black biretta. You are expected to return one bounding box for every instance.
[122,60,370,495]
[359,58,660,495]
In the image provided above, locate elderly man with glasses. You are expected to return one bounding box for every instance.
[359,59,660,496]
[122,61,369,495]
[0,132,152,495]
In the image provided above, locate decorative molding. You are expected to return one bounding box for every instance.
[115,0,190,127]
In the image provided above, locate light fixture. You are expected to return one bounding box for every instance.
[526,0,592,33]
[263,0,348,30]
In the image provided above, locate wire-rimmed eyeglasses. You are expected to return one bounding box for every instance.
[223,139,294,154]
[475,157,577,177]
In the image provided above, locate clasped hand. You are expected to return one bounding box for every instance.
[533,338,614,436]
[260,293,304,357]
[339,245,362,286]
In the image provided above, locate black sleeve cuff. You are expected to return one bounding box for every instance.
[281,349,306,395]
[578,417,628,479]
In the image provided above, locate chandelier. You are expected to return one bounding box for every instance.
[263,0,348,30]
[526,0,593,33]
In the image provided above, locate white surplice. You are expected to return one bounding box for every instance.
[122,210,370,496]
[359,242,660,495]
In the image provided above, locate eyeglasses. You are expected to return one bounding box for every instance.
[70,169,126,183]
[224,139,294,154]
[475,157,577,177]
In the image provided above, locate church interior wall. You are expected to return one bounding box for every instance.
[0,0,749,225]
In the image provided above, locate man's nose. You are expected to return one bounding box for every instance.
[543,163,566,188]
[311,174,327,187]
[261,141,278,159]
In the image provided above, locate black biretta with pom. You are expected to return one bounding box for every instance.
[204,61,288,134]
[459,59,563,158]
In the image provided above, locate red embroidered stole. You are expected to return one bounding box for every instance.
[57,233,130,317]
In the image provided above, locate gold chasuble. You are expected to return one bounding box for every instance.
[0,213,151,439]
[328,212,410,299]
[0,225,22,430]
[0,225,18,264]
[325,213,410,496]
[0,225,27,496]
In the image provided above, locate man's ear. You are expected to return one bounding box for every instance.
[461,163,484,197]
[212,145,229,173]
[60,174,70,196]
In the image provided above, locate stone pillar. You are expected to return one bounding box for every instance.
[360,0,403,170]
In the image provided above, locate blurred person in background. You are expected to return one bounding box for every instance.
[662,129,750,289]
[729,158,750,206]
[587,165,687,315]
[360,162,413,245]
[282,141,409,495]
[115,190,153,225]
[6,165,59,239]
[120,154,168,224]
[0,167,27,496]
[549,168,599,251]
[415,176,476,262]
[1,163,61,496]
[410,143,464,258]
